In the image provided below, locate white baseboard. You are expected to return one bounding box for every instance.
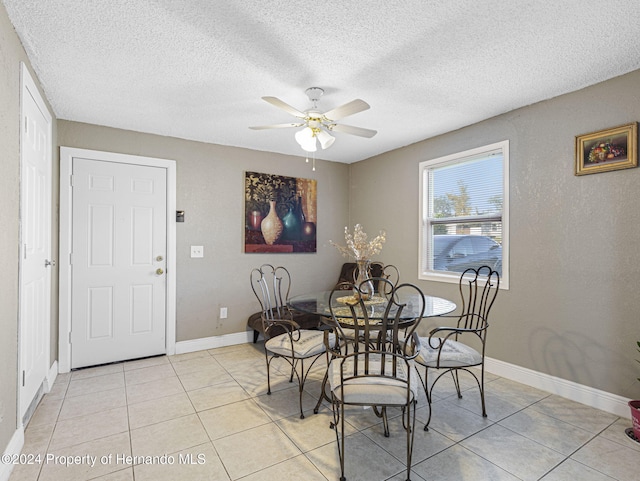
[485,357,631,419]
[0,426,24,481]
[175,331,253,354]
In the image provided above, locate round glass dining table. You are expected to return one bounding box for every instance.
[288,289,457,325]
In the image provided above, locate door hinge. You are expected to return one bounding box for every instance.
[69,331,72,344]
[22,370,25,387]
[70,174,74,186]
[69,253,73,265]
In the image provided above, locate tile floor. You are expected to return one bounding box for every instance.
[7,342,640,481]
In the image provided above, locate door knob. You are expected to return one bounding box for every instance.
[156,268,164,275]
[156,255,164,262]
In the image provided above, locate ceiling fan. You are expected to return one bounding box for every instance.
[249,87,377,152]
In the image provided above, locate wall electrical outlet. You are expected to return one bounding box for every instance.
[219,307,228,319]
[190,245,204,258]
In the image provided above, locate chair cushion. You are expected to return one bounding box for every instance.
[328,354,418,405]
[265,329,328,358]
[416,337,482,368]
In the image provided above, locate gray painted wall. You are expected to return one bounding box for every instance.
[57,122,351,342]
[350,70,640,400]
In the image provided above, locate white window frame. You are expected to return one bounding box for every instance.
[418,140,509,289]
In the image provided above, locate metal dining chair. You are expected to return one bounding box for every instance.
[249,264,331,419]
[325,278,426,481]
[415,265,500,430]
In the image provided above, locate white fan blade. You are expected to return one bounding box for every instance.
[323,99,370,121]
[329,123,377,138]
[262,96,306,118]
[249,122,304,130]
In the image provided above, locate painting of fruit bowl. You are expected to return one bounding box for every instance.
[575,123,637,175]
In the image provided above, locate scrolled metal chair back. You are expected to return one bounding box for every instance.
[250,264,292,322]
[457,265,500,334]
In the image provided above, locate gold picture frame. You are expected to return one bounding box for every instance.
[575,123,637,175]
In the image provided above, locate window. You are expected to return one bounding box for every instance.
[419,140,509,288]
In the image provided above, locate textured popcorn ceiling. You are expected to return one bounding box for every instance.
[4,0,640,163]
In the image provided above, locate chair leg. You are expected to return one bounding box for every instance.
[330,393,346,481]
[314,370,329,414]
[265,352,272,395]
[382,407,390,437]
[405,400,417,481]
[417,366,433,431]
[253,329,259,343]
[289,359,296,383]
[479,365,487,417]
[452,369,462,398]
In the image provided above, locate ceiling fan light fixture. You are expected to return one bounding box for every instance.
[316,128,335,149]
[295,127,317,152]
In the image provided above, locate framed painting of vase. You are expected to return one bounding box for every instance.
[244,171,317,253]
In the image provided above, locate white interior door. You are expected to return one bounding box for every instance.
[70,158,168,368]
[19,63,52,418]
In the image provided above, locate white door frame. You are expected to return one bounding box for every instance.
[59,147,177,373]
[18,62,53,418]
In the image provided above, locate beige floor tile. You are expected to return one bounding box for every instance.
[541,459,618,481]
[91,468,133,480]
[186,380,249,412]
[198,399,271,440]
[177,364,233,391]
[130,414,209,458]
[239,454,327,481]
[461,424,565,481]
[125,376,184,405]
[571,435,640,481]
[7,458,44,481]
[124,363,176,386]
[49,406,129,451]
[499,407,596,455]
[208,344,264,363]
[276,410,356,453]
[38,431,131,481]
[128,392,195,429]
[412,444,521,481]
[123,355,170,371]
[305,432,407,481]
[71,363,123,381]
[65,372,125,398]
[168,350,212,363]
[530,394,620,433]
[362,413,456,466]
[417,398,493,441]
[58,387,126,421]
[21,422,55,455]
[253,385,318,421]
[212,423,301,480]
[171,356,222,376]
[227,364,292,397]
[45,377,69,400]
[27,396,64,428]
[133,442,229,481]
[599,417,640,452]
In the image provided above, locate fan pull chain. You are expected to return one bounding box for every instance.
[312,152,316,171]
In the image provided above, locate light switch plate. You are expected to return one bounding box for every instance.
[191,245,204,258]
